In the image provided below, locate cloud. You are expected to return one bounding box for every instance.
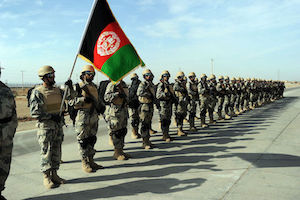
[35,0,43,6]
[0,11,20,19]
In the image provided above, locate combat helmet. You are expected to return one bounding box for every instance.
[130,73,138,79]
[188,72,196,77]
[208,74,216,80]
[176,71,185,78]
[224,76,229,80]
[81,65,95,75]
[38,65,55,79]
[231,77,236,81]
[218,75,224,80]
[142,69,153,76]
[161,70,170,77]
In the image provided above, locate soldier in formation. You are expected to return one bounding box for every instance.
[30,65,75,189]
[70,65,105,173]
[0,68,18,200]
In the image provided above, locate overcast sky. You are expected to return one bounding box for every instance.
[0,0,300,84]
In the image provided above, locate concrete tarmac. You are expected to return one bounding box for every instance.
[3,88,300,200]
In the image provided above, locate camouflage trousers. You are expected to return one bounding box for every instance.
[199,95,209,118]
[129,107,139,129]
[224,95,231,115]
[159,101,173,134]
[106,104,128,149]
[0,123,16,192]
[208,97,217,120]
[75,109,99,159]
[188,99,197,128]
[37,122,63,172]
[139,103,153,139]
[217,96,225,113]
[175,98,188,129]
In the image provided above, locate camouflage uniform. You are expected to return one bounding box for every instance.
[0,82,17,196]
[156,71,174,141]
[207,75,217,124]
[216,76,226,120]
[198,74,210,127]
[250,79,258,109]
[244,79,251,110]
[128,74,141,139]
[104,81,130,160]
[234,79,242,114]
[71,80,104,170]
[137,71,156,148]
[30,85,74,173]
[186,73,198,131]
[173,72,189,136]
[223,77,232,119]
[230,78,237,116]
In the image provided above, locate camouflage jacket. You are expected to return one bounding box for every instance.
[0,81,18,139]
[198,81,209,96]
[137,80,156,103]
[186,80,199,100]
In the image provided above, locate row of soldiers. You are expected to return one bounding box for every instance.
[127,70,285,147]
[0,65,285,196]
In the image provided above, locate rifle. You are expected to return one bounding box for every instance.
[81,84,105,114]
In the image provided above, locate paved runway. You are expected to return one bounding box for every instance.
[4,88,300,200]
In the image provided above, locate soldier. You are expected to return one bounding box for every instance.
[223,76,232,119]
[30,65,75,189]
[186,72,198,131]
[173,71,189,136]
[216,76,226,120]
[198,74,210,128]
[207,74,217,124]
[128,73,141,139]
[105,80,131,160]
[71,65,105,173]
[244,78,251,110]
[156,70,175,142]
[249,78,258,109]
[0,68,18,199]
[137,69,156,149]
[234,77,242,115]
[230,77,238,117]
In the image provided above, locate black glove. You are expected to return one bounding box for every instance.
[118,93,125,98]
[98,105,106,114]
[84,97,93,103]
[64,79,73,87]
[50,114,61,123]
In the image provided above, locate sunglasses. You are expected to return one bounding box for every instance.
[145,73,152,77]
[162,74,170,77]
[45,73,54,78]
[85,71,95,76]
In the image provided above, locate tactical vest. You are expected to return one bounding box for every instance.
[35,85,63,114]
[75,82,98,109]
[139,82,155,103]
[112,84,128,105]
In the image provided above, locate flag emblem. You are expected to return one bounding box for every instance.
[97,31,121,56]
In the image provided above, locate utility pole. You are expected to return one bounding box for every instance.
[21,70,25,89]
[211,58,214,75]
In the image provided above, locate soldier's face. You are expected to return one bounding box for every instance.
[145,74,153,81]
[84,72,94,82]
[163,75,169,81]
[43,72,55,86]
[189,76,195,81]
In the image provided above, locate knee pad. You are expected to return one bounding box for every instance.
[78,138,89,149]
[88,135,97,146]
[141,122,150,132]
[131,118,139,127]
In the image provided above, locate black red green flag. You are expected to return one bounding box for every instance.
[78,0,144,83]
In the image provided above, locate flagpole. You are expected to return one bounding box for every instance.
[59,0,99,115]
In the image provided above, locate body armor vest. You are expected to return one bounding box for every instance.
[36,85,63,114]
[75,82,98,109]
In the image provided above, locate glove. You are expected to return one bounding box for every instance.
[50,114,61,123]
[118,93,125,98]
[64,79,73,87]
[84,97,93,103]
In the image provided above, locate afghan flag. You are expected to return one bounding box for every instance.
[78,0,144,83]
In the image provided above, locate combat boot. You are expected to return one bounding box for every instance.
[217,111,224,120]
[183,118,189,123]
[200,119,208,128]
[162,132,171,142]
[113,148,127,160]
[142,137,153,149]
[131,127,141,139]
[225,114,231,120]
[51,170,66,184]
[177,127,186,136]
[43,170,57,189]
[149,128,157,135]
[88,156,104,170]
[82,158,93,173]
[189,127,197,132]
